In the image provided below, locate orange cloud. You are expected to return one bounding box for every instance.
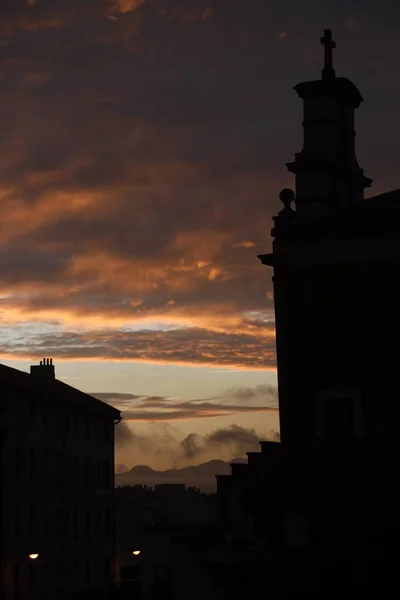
[109,0,147,14]
[0,0,288,373]
[233,241,257,248]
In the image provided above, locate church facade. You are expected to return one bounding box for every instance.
[217,30,400,588]
[260,29,400,446]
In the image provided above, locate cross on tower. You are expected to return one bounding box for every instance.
[321,29,336,73]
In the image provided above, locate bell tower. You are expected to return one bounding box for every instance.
[258,30,384,447]
[287,29,372,218]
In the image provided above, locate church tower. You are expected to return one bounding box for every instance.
[288,29,372,218]
[259,30,400,447]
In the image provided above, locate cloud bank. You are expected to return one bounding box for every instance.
[96,383,279,468]
[92,383,279,421]
[2,0,398,367]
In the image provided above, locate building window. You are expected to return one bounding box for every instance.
[43,506,48,541]
[105,507,111,537]
[14,563,20,600]
[103,460,111,488]
[97,459,102,488]
[105,557,111,582]
[103,423,108,442]
[14,505,20,541]
[86,508,90,540]
[64,506,70,540]
[73,507,78,539]
[85,560,90,585]
[30,448,36,481]
[85,457,90,486]
[97,507,101,535]
[316,389,363,441]
[56,506,62,541]
[29,504,36,538]
[15,446,22,480]
[85,417,91,439]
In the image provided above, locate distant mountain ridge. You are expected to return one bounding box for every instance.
[115,458,247,493]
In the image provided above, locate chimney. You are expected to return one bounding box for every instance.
[30,358,55,380]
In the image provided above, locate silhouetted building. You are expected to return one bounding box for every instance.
[217,29,400,594]
[258,29,400,445]
[0,359,121,600]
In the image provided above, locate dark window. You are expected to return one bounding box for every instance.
[64,414,70,434]
[105,507,111,537]
[321,397,355,440]
[29,504,36,537]
[43,506,48,540]
[85,417,90,439]
[14,563,20,600]
[324,398,354,438]
[28,560,36,597]
[74,456,79,484]
[86,508,90,539]
[14,505,20,541]
[85,457,90,485]
[30,448,36,481]
[64,506,70,540]
[73,560,79,588]
[56,506,62,540]
[97,507,101,535]
[97,459,102,488]
[103,460,111,488]
[15,446,21,480]
[85,560,90,585]
[73,507,78,539]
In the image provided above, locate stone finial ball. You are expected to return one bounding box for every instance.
[279,188,295,206]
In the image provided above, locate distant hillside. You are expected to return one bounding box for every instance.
[115,458,247,493]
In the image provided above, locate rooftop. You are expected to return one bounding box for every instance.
[0,361,121,419]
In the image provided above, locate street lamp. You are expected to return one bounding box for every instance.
[132,550,141,556]
[28,554,39,560]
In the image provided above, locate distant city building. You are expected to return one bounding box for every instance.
[0,359,121,600]
[114,483,217,597]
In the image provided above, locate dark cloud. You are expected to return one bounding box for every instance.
[180,432,200,459]
[91,383,278,421]
[0,324,276,369]
[114,420,279,469]
[115,420,135,448]
[206,424,262,450]
[0,0,399,365]
[90,392,141,403]
[222,384,278,407]
[179,424,280,461]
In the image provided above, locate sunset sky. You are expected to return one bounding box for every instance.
[1,0,399,470]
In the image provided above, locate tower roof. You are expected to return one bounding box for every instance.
[293,76,364,108]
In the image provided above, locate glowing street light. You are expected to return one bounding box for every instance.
[28,553,39,560]
[132,550,141,556]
